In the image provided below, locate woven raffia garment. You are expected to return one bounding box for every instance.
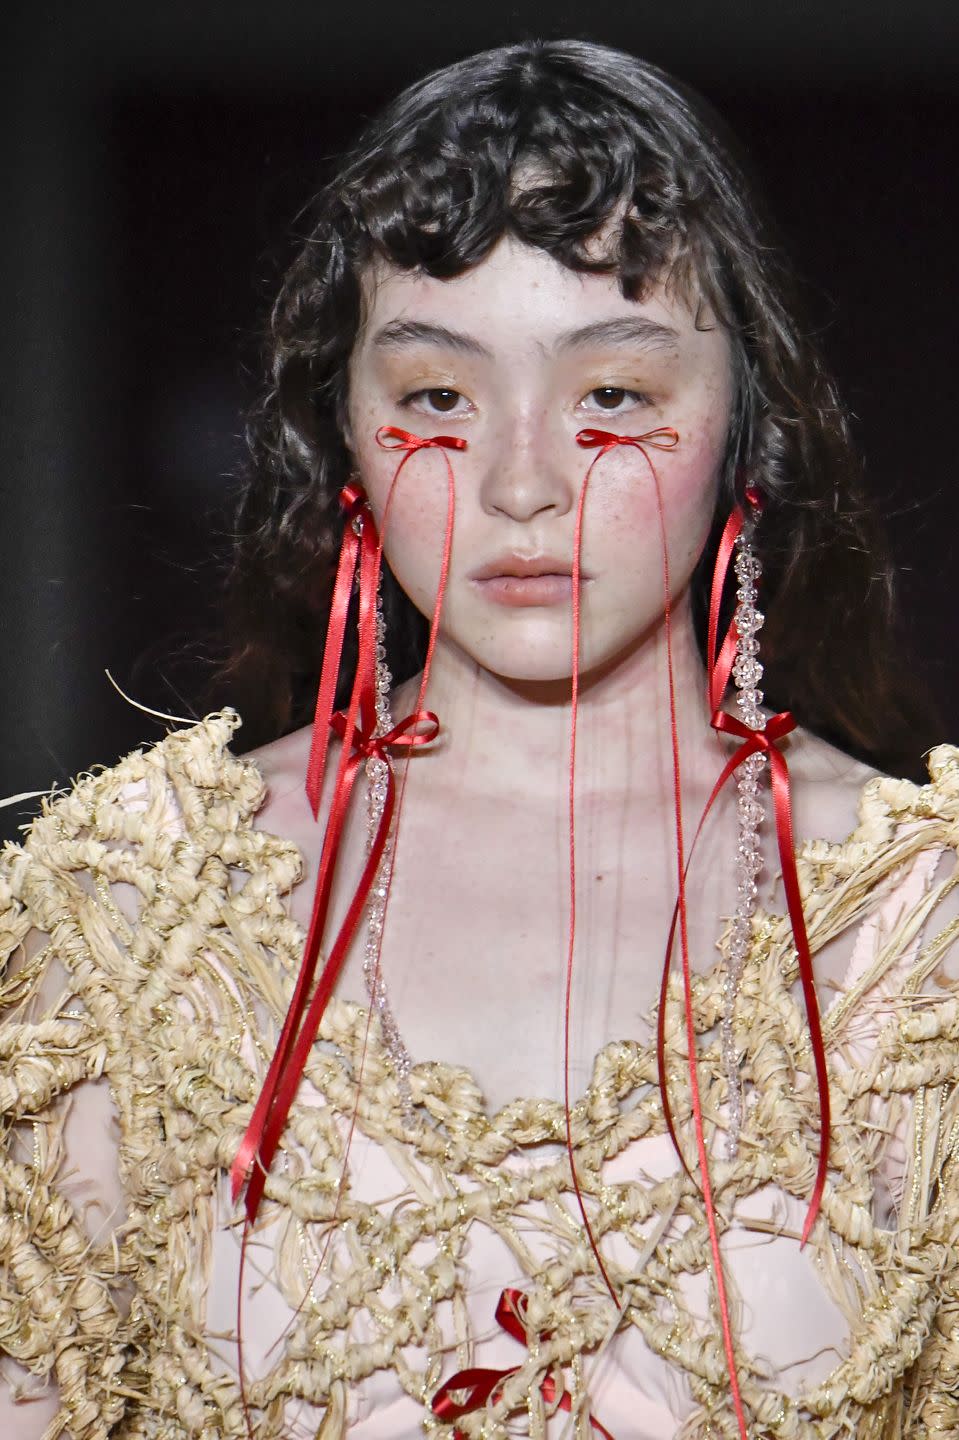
[2,711,959,1439]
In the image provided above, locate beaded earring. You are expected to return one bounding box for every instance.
[721,485,766,1157]
[362,569,414,1109]
[704,481,830,1251]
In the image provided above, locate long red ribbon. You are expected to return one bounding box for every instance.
[432,1288,615,1439]
[566,427,680,1310]
[231,481,379,1216]
[304,481,369,818]
[707,507,745,713]
[231,427,464,1223]
[576,427,749,1438]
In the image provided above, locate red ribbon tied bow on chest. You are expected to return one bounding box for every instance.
[432,1288,615,1439]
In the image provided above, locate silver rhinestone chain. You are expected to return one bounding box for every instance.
[722,517,766,1158]
[363,590,414,1109]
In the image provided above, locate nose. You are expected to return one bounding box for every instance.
[477,408,578,522]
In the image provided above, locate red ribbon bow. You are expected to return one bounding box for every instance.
[575,426,681,454]
[376,424,467,454]
[431,1288,615,1439]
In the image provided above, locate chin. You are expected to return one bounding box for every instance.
[458,634,631,688]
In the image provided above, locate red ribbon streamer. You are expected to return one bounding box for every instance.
[231,426,464,1223]
[576,426,749,1439]
[566,426,680,1310]
[303,481,369,817]
[432,1288,615,1439]
[706,507,745,713]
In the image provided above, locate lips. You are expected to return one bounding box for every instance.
[468,554,587,581]
[468,554,590,608]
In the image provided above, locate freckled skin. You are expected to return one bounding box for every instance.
[346,236,734,685]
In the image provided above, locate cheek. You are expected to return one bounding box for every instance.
[665,447,724,563]
[362,459,455,605]
[585,440,721,571]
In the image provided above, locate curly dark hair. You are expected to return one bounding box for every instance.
[221,38,932,774]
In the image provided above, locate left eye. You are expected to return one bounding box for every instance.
[583,387,647,412]
[401,387,470,415]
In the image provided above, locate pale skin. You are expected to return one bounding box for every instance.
[252,236,878,1112]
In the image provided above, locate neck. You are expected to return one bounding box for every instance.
[393,590,728,807]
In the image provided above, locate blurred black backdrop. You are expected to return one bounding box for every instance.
[2,1,958,839]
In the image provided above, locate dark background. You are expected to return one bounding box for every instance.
[2,1,958,840]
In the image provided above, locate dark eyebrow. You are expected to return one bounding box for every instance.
[553,317,680,353]
[370,314,680,360]
[371,320,494,359]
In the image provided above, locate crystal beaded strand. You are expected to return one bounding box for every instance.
[722,512,766,1158]
[363,580,414,1110]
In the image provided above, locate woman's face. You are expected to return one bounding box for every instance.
[345,236,734,684]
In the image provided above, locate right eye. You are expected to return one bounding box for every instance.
[400,387,471,416]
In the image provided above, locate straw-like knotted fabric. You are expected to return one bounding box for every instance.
[2,711,959,1438]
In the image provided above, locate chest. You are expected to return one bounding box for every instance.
[283,789,744,1111]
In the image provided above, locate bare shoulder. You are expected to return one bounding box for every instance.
[246,725,313,800]
[784,726,884,850]
[243,724,328,857]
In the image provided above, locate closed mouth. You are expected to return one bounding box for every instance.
[469,554,589,582]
